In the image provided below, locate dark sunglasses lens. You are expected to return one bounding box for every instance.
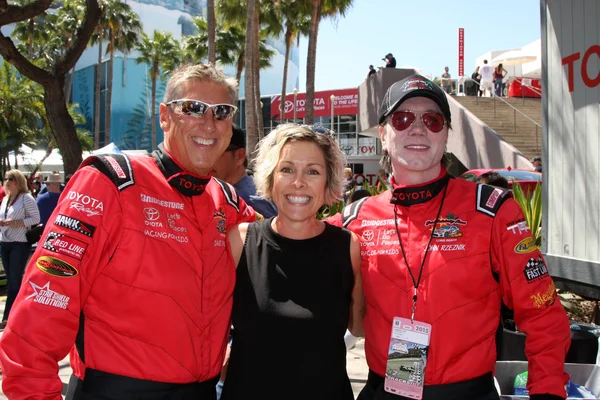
[422,113,445,132]
[392,112,416,131]
[213,105,235,120]
[181,101,208,116]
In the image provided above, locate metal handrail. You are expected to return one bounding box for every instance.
[454,77,542,154]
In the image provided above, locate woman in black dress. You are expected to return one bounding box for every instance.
[222,125,364,400]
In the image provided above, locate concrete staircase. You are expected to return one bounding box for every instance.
[452,96,542,160]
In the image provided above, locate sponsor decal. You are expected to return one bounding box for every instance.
[401,78,434,93]
[361,219,395,227]
[426,243,466,252]
[214,239,226,247]
[43,232,88,261]
[391,190,432,203]
[524,256,549,283]
[167,212,187,232]
[54,214,96,237]
[177,177,205,193]
[66,191,104,217]
[427,214,467,239]
[485,188,503,208]
[143,207,163,227]
[214,208,227,233]
[140,194,184,210]
[515,237,537,254]
[26,281,70,310]
[144,229,189,243]
[36,256,78,278]
[506,220,530,235]
[361,248,400,257]
[105,155,126,179]
[362,230,374,242]
[531,282,557,308]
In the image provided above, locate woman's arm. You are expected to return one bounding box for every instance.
[22,194,40,227]
[348,231,365,337]
[227,223,250,268]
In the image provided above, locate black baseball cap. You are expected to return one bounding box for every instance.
[228,124,246,150]
[379,74,451,125]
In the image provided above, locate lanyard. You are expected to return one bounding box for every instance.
[393,183,448,321]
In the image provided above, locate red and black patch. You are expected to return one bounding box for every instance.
[43,231,88,261]
[36,256,79,278]
[53,214,96,237]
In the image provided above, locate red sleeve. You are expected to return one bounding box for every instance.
[0,166,123,400]
[325,212,343,227]
[491,199,570,398]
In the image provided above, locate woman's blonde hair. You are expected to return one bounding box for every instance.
[4,169,29,194]
[254,124,347,205]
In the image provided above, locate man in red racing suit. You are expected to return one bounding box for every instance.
[329,74,570,400]
[0,64,256,399]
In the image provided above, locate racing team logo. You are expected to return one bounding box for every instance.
[53,214,96,237]
[36,256,78,278]
[362,230,374,242]
[426,213,467,239]
[144,207,160,221]
[43,231,88,261]
[26,281,70,310]
[213,208,227,234]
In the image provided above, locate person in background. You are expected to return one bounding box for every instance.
[212,124,277,218]
[375,168,391,191]
[531,156,542,173]
[36,172,63,226]
[329,74,570,400]
[470,66,482,96]
[29,179,41,199]
[0,63,256,399]
[478,59,495,97]
[221,124,364,400]
[384,53,396,68]
[368,65,376,78]
[476,171,509,189]
[0,169,40,329]
[441,66,453,94]
[343,167,357,203]
[38,170,65,196]
[0,179,5,202]
[494,63,508,97]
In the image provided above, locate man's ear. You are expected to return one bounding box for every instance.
[159,103,170,131]
[235,148,247,167]
[379,124,387,150]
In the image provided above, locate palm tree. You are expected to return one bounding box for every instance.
[0,0,102,175]
[207,0,216,65]
[135,30,181,150]
[90,0,142,148]
[103,1,142,145]
[276,1,310,123]
[243,0,257,163]
[0,63,45,175]
[305,0,354,124]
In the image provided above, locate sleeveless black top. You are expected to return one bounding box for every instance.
[221,217,355,400]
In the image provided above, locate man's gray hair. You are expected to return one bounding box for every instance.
[163,64,238,104]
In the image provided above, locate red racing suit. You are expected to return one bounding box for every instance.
[0,145,256,399]
[329,170,570,398]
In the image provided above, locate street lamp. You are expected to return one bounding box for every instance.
[330,94,335,134]
[293,88,298,123]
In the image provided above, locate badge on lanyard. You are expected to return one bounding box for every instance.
[384,317,432,399]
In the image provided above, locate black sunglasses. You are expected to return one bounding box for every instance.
[166,99,238,121]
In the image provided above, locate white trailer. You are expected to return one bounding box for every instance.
[541,0,600,297]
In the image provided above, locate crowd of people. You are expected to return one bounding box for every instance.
[0,64,569,400]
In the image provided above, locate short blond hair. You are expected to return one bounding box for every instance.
[254,125,346,205]
[4,169,29,194]
[163,63,238,104]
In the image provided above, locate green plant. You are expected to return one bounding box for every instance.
[317,200,345,220]
[512,181,542,247]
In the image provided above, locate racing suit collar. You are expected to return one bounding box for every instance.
[152,143,211,196]
[390,168,450,206]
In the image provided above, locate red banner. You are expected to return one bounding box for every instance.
[270,88,358,120]
[458,28,464,77]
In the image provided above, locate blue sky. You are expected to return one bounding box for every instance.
[298,0,541,91]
